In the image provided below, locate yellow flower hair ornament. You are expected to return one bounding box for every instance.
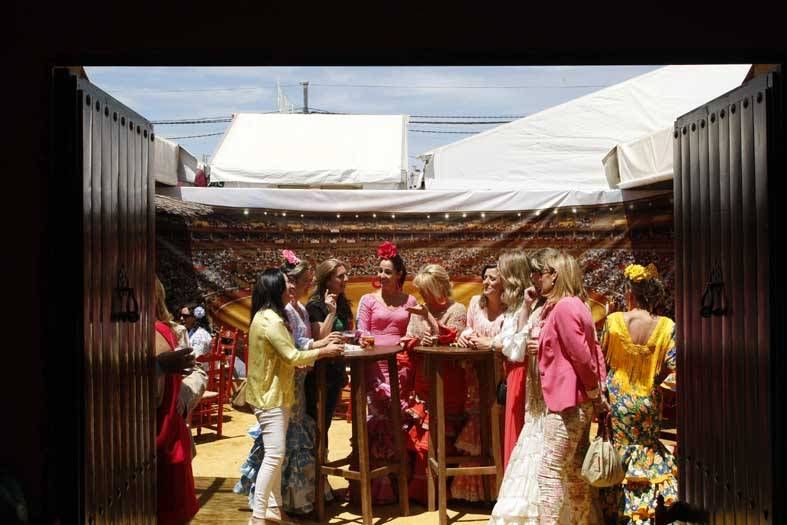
[624,263,659,282]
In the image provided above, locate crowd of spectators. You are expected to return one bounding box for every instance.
[157,198,675,316]
[578,248,675,317]
[158,241,673,320]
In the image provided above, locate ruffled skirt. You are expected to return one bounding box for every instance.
[488,410,545,524]
[599,441,678,524]
[451,413,488,502]
[233,371,332,514]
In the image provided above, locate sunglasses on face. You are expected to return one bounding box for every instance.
[179,313,194,320]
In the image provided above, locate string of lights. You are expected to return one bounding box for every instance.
[234,202,651,219]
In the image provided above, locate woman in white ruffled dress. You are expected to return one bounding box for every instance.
[489,248,556,525]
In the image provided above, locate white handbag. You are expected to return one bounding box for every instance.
[581,412,625,487]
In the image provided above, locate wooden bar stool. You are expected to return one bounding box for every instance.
[415,345,503,525]
[314,345,410,525]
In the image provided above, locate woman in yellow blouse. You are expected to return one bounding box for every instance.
[247,268,344,525]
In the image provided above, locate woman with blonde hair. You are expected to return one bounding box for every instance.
[400,263,467,503]
[154,276,199,525]
[536,250,607,524]
[488,250,534,470]
[453,263,505,502]
[487,248,555,524]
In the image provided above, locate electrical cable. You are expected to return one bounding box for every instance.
[409,129,479,134]
[152,114,515,125]
[410,120,511,125]
[153,118,232,125]
[284,83,609,89]
[111,83,609,95]
[162,132,225,140]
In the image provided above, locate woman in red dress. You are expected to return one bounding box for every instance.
[154,277,200,525]
[400,263,467,504]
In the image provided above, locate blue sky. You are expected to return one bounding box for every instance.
[85,66,659,169]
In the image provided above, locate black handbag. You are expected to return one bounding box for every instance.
[496,378,507,405]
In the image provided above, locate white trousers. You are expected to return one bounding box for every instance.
[251,407,290,519]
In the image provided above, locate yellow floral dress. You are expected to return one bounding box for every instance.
[599,312,678,525]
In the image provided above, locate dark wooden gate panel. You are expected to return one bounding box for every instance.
[53,71,157,524]
[674,72,779,524]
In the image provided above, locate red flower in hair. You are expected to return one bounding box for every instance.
[377,241,398,259]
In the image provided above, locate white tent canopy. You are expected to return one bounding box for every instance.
[153,135,204,186]
[209,113,409,189]
[157,186,668,214]
[603,127,674,189]
[420,64,751,191]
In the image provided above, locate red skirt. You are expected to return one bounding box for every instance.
[503,361,527,472]
[155,322,199,524]
[406,360,466,504]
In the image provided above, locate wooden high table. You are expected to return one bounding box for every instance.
[314,345,410,525]
[414,345,504,525]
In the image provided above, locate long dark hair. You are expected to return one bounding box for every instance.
[629,278,666,313]
[310,258,352,326]
[251,268,288,326]
[478,263,497,310]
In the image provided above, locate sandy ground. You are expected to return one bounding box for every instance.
[190,408,494,524]
[190,407,674,524]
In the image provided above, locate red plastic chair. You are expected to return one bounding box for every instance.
[238,330,249,370]
[215,327,238,405]
[189,353,225,437]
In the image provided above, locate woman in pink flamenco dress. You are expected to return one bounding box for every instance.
[352,241,417,504]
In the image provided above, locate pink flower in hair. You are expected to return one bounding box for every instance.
[282,249,300,265]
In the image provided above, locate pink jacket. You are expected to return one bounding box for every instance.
[537,296,606,413]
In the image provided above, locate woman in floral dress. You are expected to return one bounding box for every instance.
[234,253,343,515]
[600,263,677,525]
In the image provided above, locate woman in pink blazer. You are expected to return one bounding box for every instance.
[535,250,608,524]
